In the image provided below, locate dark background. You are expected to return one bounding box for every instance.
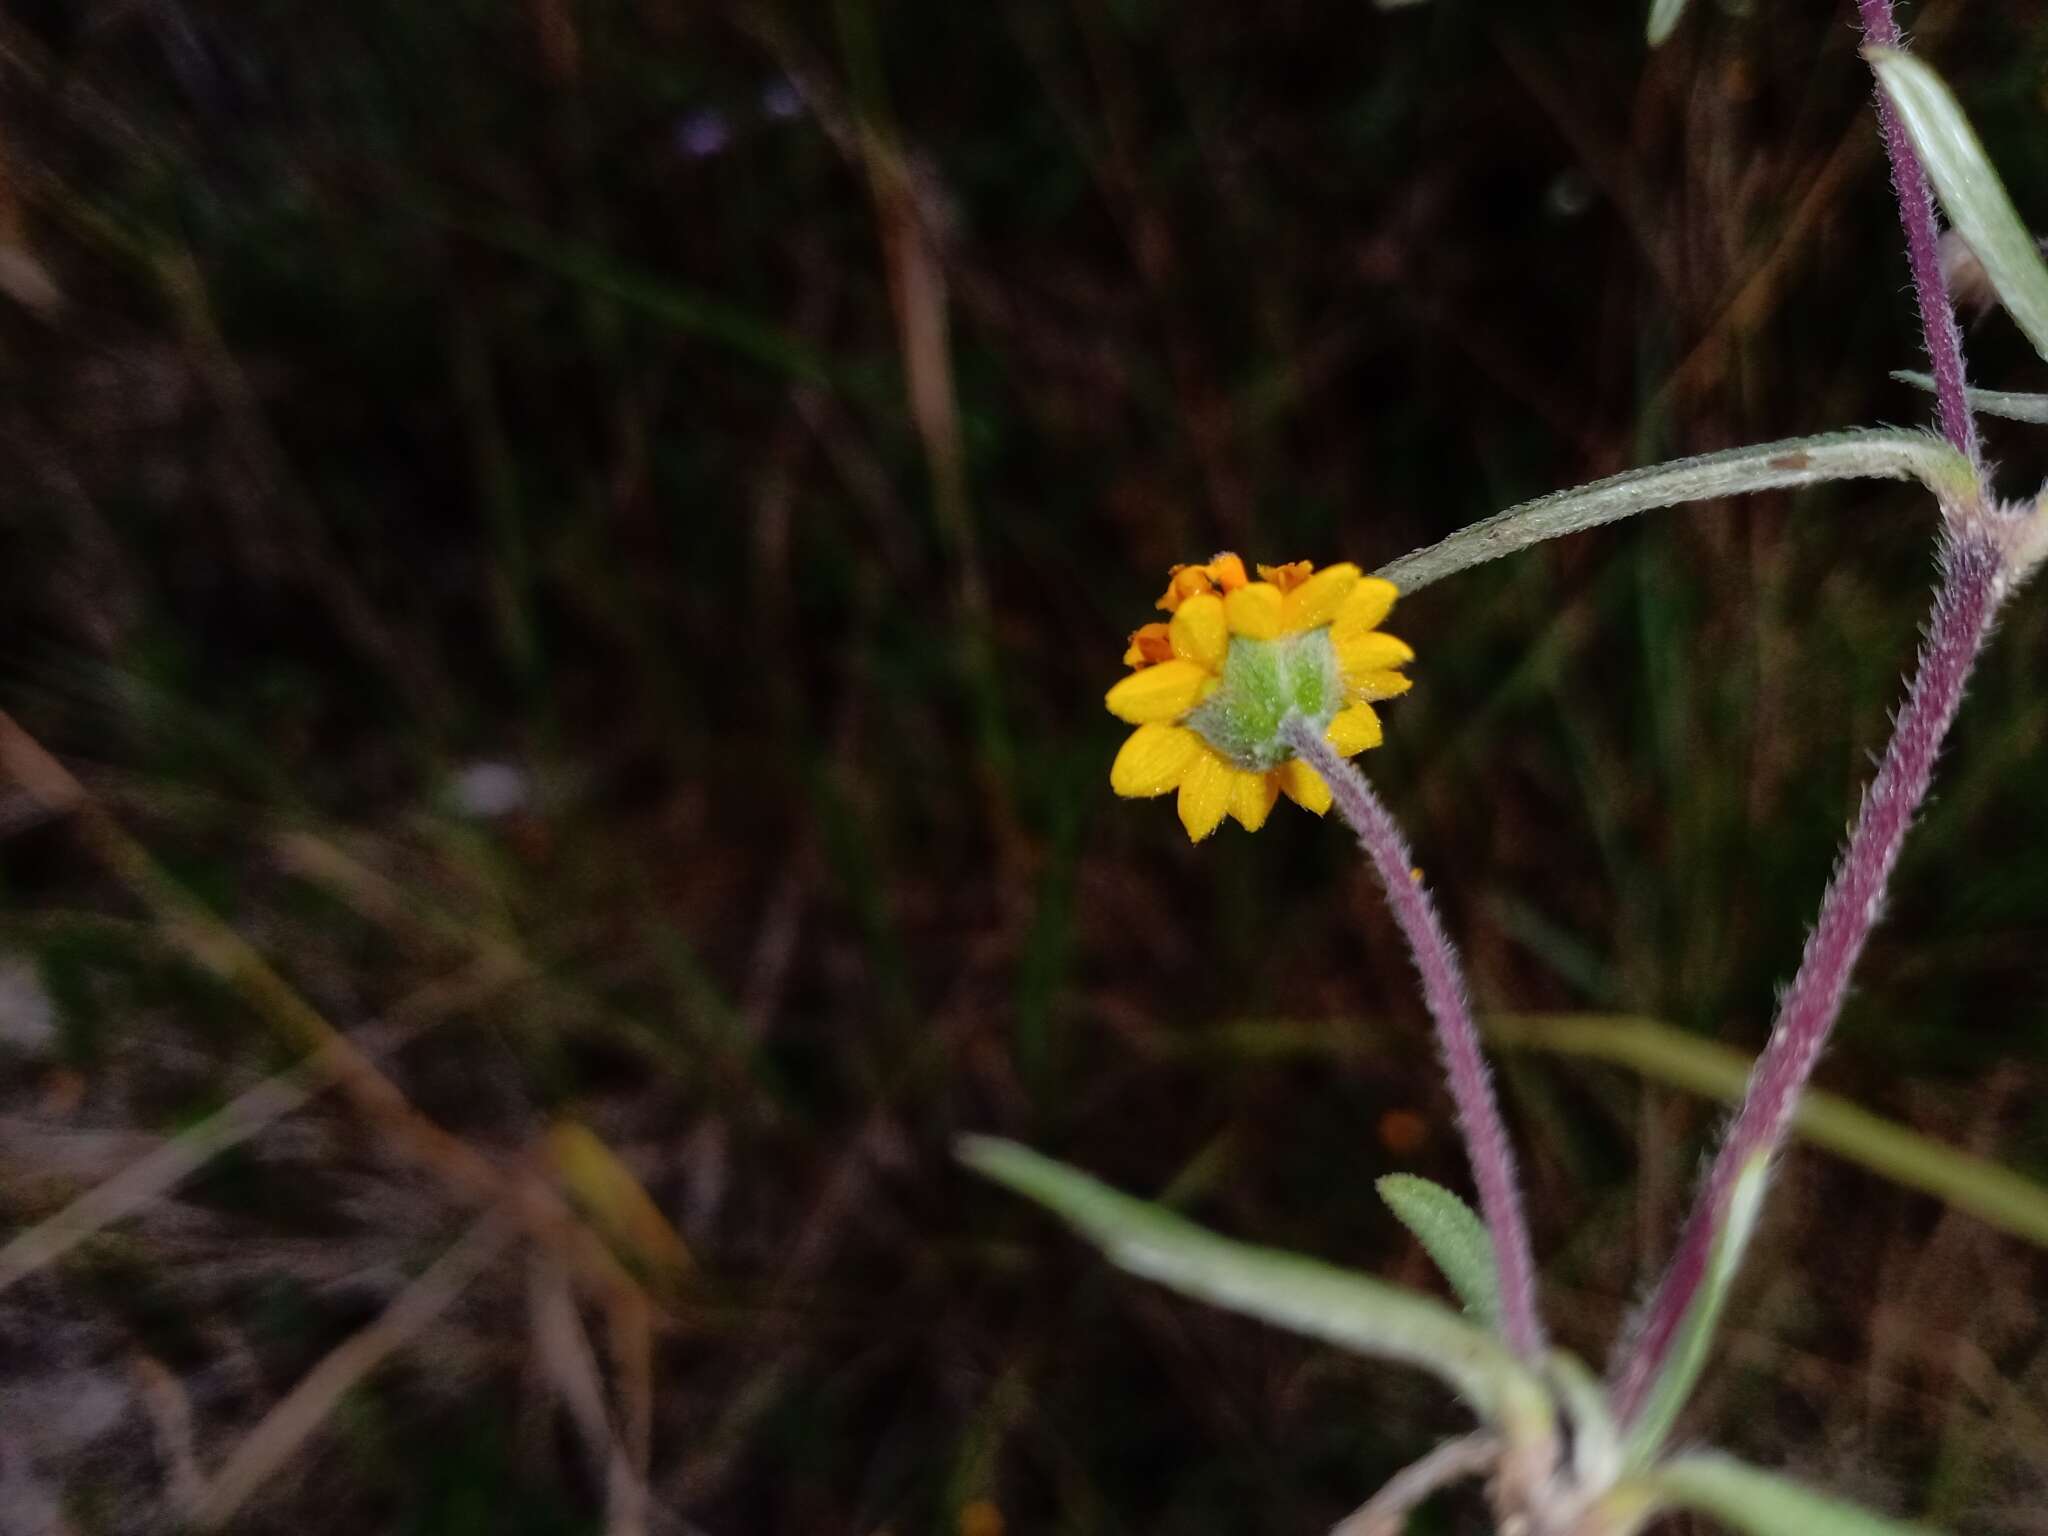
[5,1,2048,1531]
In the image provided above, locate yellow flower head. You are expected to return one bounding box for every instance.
[1105,554,1413,841]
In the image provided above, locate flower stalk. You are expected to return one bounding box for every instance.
[1609,0,2001,1425]
[1612,527,2007,1423]
[1857,0,1982,475]
[1283,717,1547,1363]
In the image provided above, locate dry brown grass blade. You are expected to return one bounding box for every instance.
[527,1251,651,1536]
[608,1282,656,1515]
[0,952,522,1296]
[190,1200,524,1526]
[0,710,659,1315]
[132,1352,204,1515]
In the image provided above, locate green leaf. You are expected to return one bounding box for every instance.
[1375,1174,1500,1328]
[1375,430,1972,595]
[1893,370,2048,424]
[1539,1350,1621,1490]
[1622,1152,1769,1468]
[1870,49,2048,365]
[959,1137,1551,1435]
[1622,1452,1947,1536]
[1486,1013,2048,1252]
[1647,0,1691,46]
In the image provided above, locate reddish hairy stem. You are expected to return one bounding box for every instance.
[1609,532,2005,1424]
[1283,719,1547,1362]
[1857,0,1982,472]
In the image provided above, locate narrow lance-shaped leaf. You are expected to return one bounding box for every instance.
[1894,370,2048,424]
[1647,0,1691,47]
[1543,1349,1621,1491]
[1593,1452,1948,1536]
[1376,1174,1500,1329]
[959,1137,1552,1437]
[1376,430,1972,595]
[1870,49,2048,365]
[1622,1152,1770,1469]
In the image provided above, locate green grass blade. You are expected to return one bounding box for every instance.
[1870,49,2048,365]
[436,212,842,387]
[1637,1453,1946,1536]
[1647,0,1691,46]
[1376,1174,1501,1328]
[1892,370,2048,424]
[1486,1014,2048,1250]
[959,1137,1551,1433]
[1376,431,1972,595]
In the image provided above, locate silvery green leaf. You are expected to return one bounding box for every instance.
[1647,0,1691,46]
[1622,1152,1770,1469]
[1631,1452,1947,1536]
[1376,1174,1500,1328]
[1893,370,2048,424]
[1544,1349,1621,1491]
[959,1137,1551,1434]
[1870,49,2048,365]
[1376,430,1972,595]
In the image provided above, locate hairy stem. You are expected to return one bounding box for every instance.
[1610,531,2005,1424]
[1857,0,1981,472]
[1282,719,1546,1361]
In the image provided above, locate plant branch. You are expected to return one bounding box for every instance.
[1609,529,2006,1425]
[1856,0,1981,473]
[1282,720,1546,1362]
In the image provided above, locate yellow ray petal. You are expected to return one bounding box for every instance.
[1105,659,1213,723]
[1177,751,1234,841]
[1169,592,1228,671]
[1223,581,1284,639]
[1280,562,1361,632]
[1349,670,1413,703]
[1110,724,1203,798]
[1332,577,1399,640]
[1326,704,1383,757]
[1336,631,1415,679]
[1278,760,1332,815]
[1229,769,1281,831]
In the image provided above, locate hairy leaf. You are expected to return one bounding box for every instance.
[1871,49,2048,364]
[959,1137,1550,1434]
[1376,431,1971,594]
[1647,0,1692,46]
[1894,370,2048,424]
[1617,1453,1947,1536]
[1376,1174,1500,1328]
[1622,1153,1769,1468]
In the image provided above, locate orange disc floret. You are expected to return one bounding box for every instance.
[1156,552,1249,612]
[1256,560,1314,593]
[1122,622,1175,670]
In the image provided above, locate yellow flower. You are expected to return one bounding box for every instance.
[1107,554,1412,841]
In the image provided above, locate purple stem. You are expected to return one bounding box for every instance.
[1858,0,1982,473]
[1609,531,2005,1424]
[1283,718,1547,1362]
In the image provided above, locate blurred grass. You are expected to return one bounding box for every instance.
[2,0,2048,1531]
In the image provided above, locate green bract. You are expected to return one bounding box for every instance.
[1185,628,1341,770]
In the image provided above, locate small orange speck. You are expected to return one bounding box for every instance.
[959,1501,1005,1536]
[1409,867,1423,884]
[1378,1109,1427,1156]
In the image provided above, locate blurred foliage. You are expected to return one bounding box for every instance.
[3,0,2048,1532]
